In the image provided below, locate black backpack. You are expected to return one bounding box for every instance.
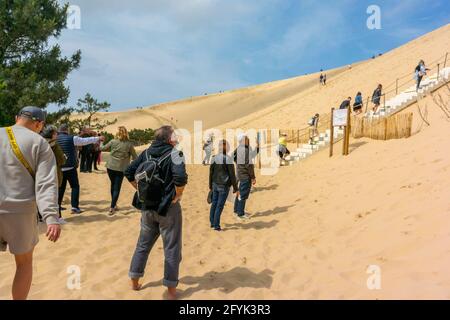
[135,150,172,208]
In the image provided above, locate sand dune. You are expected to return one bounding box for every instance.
[103,24,450,134]
[1,86,449,299]
[100,64,355,133]
[1,24,450,300]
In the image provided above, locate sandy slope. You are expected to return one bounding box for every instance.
[99,64,353,133]
[1,85,449,300]
[1,24,450,300]
[103,24,450,134]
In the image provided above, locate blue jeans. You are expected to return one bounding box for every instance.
[209,183,230,229]
[129,202,182,288]
[234,179,252,216]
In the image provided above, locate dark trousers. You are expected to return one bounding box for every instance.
[129,202,182,288]
[234,179,252,216]
[80,148,92,172]
[92,151,100,170]
[209,183,230,229]
[107,169,124,209]
[58,168,80,210]
[417,75,423,90]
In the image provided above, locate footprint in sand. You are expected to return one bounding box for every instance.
[355,211,372,221]
[400,182,422,189]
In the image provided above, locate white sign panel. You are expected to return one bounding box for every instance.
[333,109,348,126]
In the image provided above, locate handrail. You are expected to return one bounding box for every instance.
[276,51,448,148]
[382,53,447,91]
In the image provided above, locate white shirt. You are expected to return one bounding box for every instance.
[61,136,100,172]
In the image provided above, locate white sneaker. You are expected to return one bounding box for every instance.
[58,218,67,225]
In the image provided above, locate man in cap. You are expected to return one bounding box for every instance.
[57,124,104,214]
[0,106,61,300]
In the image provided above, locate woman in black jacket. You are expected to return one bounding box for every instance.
[209,139,239,231]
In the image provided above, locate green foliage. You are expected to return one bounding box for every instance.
[99,131,114,144]
[45,106,73,125]
[72,93,117,131]
[0,0,81,126]
[129,128,155,146]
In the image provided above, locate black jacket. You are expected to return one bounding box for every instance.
[339,99,351,110]
[233,145,259,181]
[124,140,188,215]
[372,88,382,104]
[209,153,238,192]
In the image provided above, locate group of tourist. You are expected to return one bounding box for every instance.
[319,72,327,86]
[0,59,434,301]
[2,106,250,300]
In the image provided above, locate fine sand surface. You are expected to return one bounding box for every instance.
[1,24,450,300]
[0,86,449,299]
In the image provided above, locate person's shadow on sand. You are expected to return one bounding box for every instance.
[140,268,274,299]
[179,267,274,299]
[224,220,279,231]
[252,184,279,193]
[251,205,295,218]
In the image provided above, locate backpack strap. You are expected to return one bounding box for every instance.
[5,127,35,179]
[157,150,173,165]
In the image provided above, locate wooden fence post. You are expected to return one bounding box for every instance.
[384,117,388,140]
[365,97,370,114]
[346,107,351,155]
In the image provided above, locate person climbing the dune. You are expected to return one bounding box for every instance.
[371,84,383,113]
[277,133,291,163]
[339,97,352,110]
[308,114,320,145]
[415,60,431,92]
[353,92,363,115]
[202,134,214,165]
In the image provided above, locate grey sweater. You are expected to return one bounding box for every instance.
[0,125,59,225]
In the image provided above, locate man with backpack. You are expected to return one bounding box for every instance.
[57,124,104,215]
[0,106,61,300]
[125,125,188,300]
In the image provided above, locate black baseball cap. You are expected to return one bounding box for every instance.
[18,106,47,122]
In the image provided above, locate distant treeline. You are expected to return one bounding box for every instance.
[101,128,155,146]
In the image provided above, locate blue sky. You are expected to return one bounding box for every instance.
[52,0,449,111]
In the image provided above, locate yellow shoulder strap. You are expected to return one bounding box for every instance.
[6,127,35,179]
